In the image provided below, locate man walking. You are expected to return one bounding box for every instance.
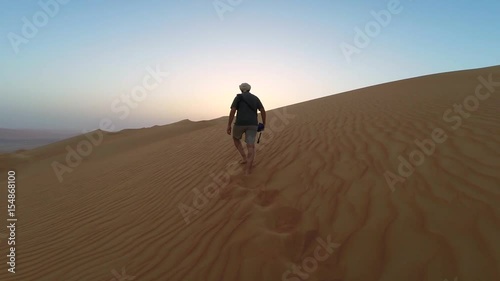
[227,83,266,175]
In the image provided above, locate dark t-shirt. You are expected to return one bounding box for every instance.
[230,92,263,126]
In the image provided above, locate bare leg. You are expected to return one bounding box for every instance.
[233,137,247,163]
[245,143,255,175]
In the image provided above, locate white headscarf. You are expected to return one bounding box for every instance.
[239,83,251,92]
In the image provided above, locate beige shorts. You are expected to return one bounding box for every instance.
[232,125,258,144]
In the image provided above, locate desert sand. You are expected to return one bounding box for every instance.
[0,66,499,281]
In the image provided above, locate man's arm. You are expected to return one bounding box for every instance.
[260,106,266,126]
[227,107,236,135]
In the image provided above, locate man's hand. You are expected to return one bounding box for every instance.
[227,125,232,135]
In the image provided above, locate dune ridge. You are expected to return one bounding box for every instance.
[0,66,499,281]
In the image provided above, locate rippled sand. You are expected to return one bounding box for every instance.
[1,66,499,281]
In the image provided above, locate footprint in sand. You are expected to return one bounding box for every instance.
[253,189,280,207]
[218,179,249,200]
[219,172,264,199]
[268,206,302,233]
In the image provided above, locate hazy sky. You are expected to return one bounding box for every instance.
[1,0,499,131]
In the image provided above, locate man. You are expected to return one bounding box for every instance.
[227,83,266,175]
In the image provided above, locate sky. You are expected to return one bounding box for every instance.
[1,0,499,131]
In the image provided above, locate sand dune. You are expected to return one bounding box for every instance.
[1,66,499,281]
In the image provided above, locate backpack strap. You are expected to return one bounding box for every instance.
[238,94,257,112]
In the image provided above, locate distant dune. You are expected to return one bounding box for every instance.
[0,66,499,281]
[0,128,79,153]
